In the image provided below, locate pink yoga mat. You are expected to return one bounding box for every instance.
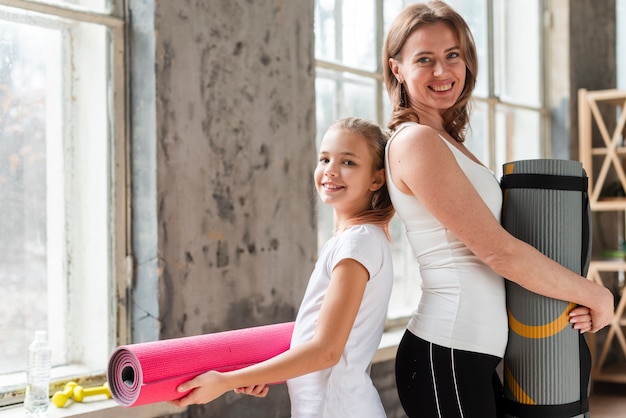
[107,321,295,407]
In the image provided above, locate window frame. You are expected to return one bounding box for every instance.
[0,0,127,406]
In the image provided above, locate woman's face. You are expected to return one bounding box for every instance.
[391,21,466,114]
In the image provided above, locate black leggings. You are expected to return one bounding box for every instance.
[395,331,503,418]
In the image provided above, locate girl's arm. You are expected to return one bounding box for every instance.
[388,124,614,332]
[169,257,370,407]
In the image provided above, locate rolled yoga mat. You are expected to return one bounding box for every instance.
[107,321,295,407]
[500,159,591,418]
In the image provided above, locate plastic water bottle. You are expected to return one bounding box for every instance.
[24,330,52,416]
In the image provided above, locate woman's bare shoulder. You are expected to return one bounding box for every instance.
[390,123,446,156]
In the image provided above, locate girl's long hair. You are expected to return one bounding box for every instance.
[382,0,477,142]
[330,117,395,240]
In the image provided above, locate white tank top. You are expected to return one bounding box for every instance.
[385,122,508,357]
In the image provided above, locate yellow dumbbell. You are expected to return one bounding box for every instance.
[52,381,78,408]
[73,382,112,402]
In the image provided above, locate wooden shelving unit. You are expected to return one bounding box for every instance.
[585,261,626,383]
[579,88,626,383]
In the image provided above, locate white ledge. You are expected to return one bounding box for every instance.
[0,399,180,418]
[0,329,404,418]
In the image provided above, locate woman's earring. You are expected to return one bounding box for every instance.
[399,83,407,108]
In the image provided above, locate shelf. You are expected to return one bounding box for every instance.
[582,88,626,104]
[578,88,626,206]
[587,261,626,382]
[580,89,626,385]
[591,201,626,211]
[588,259,626,272]
[593,361,626,384]
[591,147,626,156]
[591,196,626,211]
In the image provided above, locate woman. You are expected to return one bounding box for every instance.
[382,2,614,417]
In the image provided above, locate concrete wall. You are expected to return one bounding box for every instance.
[546,0,617,161]
[568,0,617,160]
[567,0,618,263]
[128,0,321,416]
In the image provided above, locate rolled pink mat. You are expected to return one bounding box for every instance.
[107,321,295,407]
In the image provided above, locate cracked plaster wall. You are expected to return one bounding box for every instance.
[129,1,316,416]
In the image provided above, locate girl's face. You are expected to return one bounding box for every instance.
[390,21,466,115]
[314,128,384,222]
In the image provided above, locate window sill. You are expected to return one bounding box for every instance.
[0,328,405,418]
[0,399,181,418]
[372,326,404,363]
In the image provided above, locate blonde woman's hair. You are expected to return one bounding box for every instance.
[328,117,395,240]
[382,0,477,142]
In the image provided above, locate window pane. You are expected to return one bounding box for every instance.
[315,75,340,141]
[0,8,114,381]
[343,76,377,121]
[315,68,377,127]
[494,0,541,106]
[466,99,490,166]
[448,0,489,97]
[341,0,376,71]
[495,105,542,177]
[387,217,420,319]
[383,0,404,32]
[315,0,377,71]
[0,20,58,375]
[315,0,337,64]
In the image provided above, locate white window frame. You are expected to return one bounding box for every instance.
[0,0,128,407]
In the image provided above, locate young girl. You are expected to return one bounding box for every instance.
[170,117,395,417]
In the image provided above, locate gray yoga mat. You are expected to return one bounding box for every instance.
[500,159,591,418]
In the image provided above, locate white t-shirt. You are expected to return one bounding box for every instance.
[385,122,508,358]
[287,224,393,418]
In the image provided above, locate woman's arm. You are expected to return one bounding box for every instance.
[169,258,370,407]
[388,124,614,332]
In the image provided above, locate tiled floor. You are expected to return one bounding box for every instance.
[589,383,626,417]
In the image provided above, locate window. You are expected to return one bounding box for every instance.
[448,0,546,177]
[314,0,421,321]
[0,0,125,405]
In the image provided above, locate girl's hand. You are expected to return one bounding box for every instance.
[569,305,592,333]
[168,370,228,407]
[234,384,269,398]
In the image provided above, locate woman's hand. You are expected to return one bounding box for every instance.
[587,286,615,333]
[168,370,229,407]
[234,384,269,398]
[569,305,593,333]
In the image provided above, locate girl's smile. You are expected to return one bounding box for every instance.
[314,128,384,226]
